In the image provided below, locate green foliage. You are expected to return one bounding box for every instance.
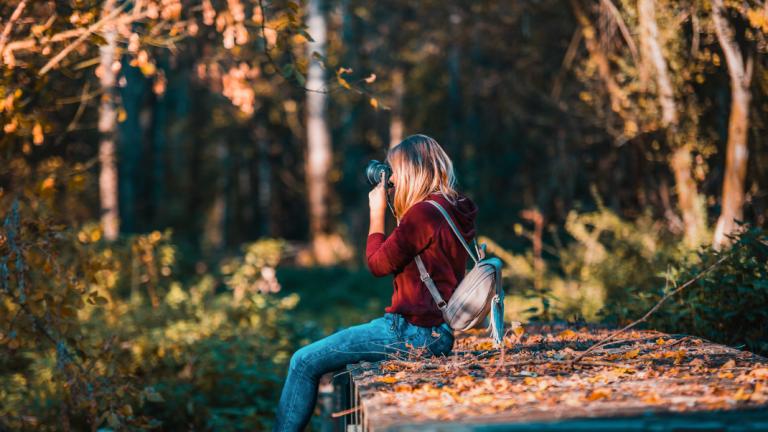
[559,205,687,322]
[493,203,685,322]
[276,266,393,333]
[603,226,768,355]
[0,202,327,430]
[497,203,767,355]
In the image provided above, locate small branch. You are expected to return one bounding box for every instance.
[0,0,27,57]
[571,253,729,365]
[39,1,128,75]
[331,405,360,418]
[600,0,639,66]
[54,81,92,146]
[255,0,381,103]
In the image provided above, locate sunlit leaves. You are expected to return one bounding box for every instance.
[336,67,353,90]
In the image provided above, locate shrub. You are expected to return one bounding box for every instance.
[0,200,321,430]
[604,226,768,355]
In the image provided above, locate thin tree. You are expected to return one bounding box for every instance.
[638,0,705,247]
[305,0,334,264]
[98,0,119,241]
[711,0,754,248]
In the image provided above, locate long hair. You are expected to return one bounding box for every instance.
[386,134,458,220]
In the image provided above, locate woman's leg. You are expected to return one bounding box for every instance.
[273,313,405,432]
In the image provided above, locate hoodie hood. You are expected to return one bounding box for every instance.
[427,191,478,239]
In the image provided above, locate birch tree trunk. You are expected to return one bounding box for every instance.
[638,0,705,246]
[98,0,119,241]
[711,0,754,248]
[306,0,335,264]
[389,67,404,148]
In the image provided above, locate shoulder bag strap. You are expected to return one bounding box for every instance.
[425,200,479,264]
[414,255,447,310]
[415,199,482,311]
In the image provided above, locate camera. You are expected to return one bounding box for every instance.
[365,159,393,188]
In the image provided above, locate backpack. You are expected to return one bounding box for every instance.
[414,200,505,346]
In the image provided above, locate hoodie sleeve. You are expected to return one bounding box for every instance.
[366,202,441,277]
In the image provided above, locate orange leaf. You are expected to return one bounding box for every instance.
[586,388,611,401]
[377,376,398,384]
[623,349,639,359]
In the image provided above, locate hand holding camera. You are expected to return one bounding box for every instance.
[366,159,392,231]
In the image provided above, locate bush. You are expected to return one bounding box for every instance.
[0,200,323,430]
[490,203,767,355]
[603,226,768,355]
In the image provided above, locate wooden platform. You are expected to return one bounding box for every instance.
[326,324,768,432]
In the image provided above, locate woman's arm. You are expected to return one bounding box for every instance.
[368,176,387,236]
[365,200,439,277]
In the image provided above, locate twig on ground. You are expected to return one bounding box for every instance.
[571,254,730,365]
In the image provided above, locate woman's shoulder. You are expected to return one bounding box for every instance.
[402,199,442,223]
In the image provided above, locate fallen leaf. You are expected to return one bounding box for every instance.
[586,388,611,401]
[393,383,412,392]
[624,349,640,359]
[377,376,398,384]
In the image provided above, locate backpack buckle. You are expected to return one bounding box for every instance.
[420,273,431,282]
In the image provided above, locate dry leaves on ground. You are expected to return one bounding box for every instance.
[347,324,768,427]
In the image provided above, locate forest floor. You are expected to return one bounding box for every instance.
[341,323,768,431]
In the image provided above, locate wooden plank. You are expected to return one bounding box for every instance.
[343,324,768,432]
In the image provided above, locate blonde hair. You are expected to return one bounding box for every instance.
[387,134,458,220]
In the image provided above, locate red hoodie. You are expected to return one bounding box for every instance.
[366,191,478,327]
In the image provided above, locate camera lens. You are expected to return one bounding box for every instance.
[365,160,392,187]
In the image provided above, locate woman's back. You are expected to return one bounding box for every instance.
[366,191,478,327]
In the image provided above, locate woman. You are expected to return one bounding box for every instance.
[273,134,478,431]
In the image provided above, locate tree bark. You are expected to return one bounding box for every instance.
[98,0,119,241]
[638,0,676,126]
[711,0,754,248]
[638,0,705,246]
[306,0,335,264]
[670,146,706,245]
[389,67,404,148]
[256,124,273,237]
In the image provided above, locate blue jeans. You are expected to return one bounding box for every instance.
[273,312,454,431]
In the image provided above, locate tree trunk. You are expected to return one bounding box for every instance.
[306,0,335,264]
[711,0,754,248]
[118,61,146,234]
[637,0,676,126]
[151,59,168,226]
[98,0,119,241]
[389,67,404,148]
[203,140,228,253]
[670,146,706,245]
[256,125,273,237]
[638,0,705,246]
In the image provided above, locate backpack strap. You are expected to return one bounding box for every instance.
[414,255,447,311]
[425,200,479,264]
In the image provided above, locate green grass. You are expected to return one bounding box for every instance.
[276,266,393,334]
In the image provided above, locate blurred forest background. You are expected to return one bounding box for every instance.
[1,0,767,430]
